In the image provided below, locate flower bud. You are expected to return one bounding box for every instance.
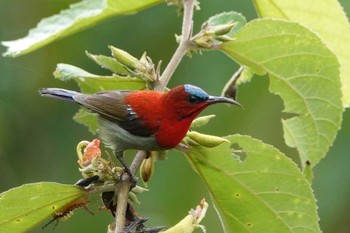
[190,115,216,129]
[186,137,200,147]
[111,167,124,176]
[85,51,128,75]
[140,154,155,185]
[187,131,229,148]
[192,36,211,48]
[77,139,101,168]
[215,35,235,42]
[109,46,144,71]
[131,185,149,194]
[128,192,140,204]
[155,150,168,160]
[212,22,236,35]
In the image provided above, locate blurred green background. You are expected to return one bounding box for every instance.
[0,1,349,232]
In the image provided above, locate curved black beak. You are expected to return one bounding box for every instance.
[207,96,243,108]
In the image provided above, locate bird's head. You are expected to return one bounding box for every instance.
[163,84,241,121]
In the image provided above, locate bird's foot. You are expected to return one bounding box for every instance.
[121,165,138,188]
[116,154,138,188]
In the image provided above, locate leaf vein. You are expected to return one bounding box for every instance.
[256,191,309,200]
[260,52,332,64]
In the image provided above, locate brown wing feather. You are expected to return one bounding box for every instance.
[74,91,130,122]
[74,91,155,137]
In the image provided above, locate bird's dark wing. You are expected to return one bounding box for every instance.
[74,91,155,137]
[74,91,130,122]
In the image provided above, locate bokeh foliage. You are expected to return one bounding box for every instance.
[0,1,349,232]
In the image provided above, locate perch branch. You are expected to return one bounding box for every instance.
[114,0,197,231]
[114,151,147,233]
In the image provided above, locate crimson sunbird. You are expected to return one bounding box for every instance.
[39,84,241,182]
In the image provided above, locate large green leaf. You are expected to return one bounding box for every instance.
[220,19,343,170]
[1,0,162,57]
[253,0,350,108]
[0,182,87,232]
[185,135,320,233]
[54,63,146,93]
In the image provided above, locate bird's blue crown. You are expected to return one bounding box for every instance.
[184,84,209,100]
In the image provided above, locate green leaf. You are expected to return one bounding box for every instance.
[253,0,350,108]
[85,51,129,75]
[54,63,147,93]
[220,19,343,170]
[236,67,255,85]
[185,135,320,233]
[1,0,162,57]
[73,108,98,134]
[0,182,87,232]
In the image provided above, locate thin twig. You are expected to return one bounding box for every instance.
[130,150,148,174]
[155,0,197,91]
[114,151,147,233]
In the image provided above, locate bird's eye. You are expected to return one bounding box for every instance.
[187,94,203,104]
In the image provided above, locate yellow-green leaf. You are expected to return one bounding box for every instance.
[185,135,320,233]
[2,0,162,57]
[253,0,350,107]
[85,51,129,75]
[220,19,343,170]
[54,63,146,93]
[0,182,87,232]
[73,108,98,134]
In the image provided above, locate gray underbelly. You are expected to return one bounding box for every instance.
[97,118,161,152]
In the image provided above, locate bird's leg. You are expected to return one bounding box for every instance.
[115,151,138,187]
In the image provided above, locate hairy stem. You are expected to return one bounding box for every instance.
[155,0,197,91]
[114,151,147,233]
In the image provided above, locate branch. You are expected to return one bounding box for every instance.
[130,150,148,174]
[114,151,147,233]
[155,0,197,91]
[114,0,198,231]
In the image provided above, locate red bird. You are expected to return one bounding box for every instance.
[39,85,241,180]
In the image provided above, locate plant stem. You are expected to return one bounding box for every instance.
[130,150,148,174]
[113,0,197,231]
[114,177,131,233]
[113,151,147,233]
[155,0,197,91]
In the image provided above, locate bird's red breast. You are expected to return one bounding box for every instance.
[124,91,163,135]
[125,86,209,149]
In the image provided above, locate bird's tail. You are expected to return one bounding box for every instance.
[38,88,79,102]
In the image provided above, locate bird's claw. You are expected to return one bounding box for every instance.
[115,153,138,188]
[121,166,138,188]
